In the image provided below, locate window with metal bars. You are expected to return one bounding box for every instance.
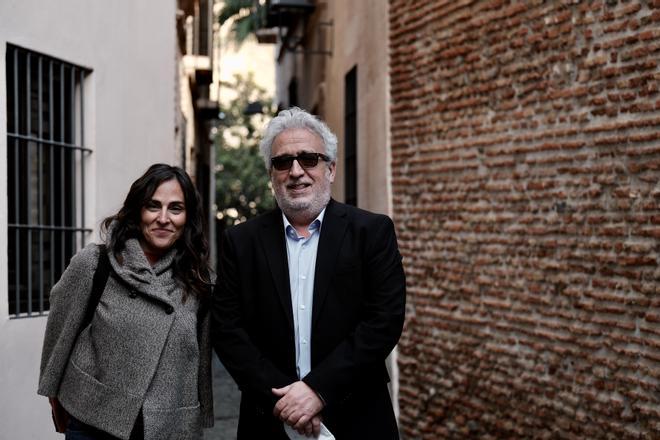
[344,65,357,207]
[6,44,92,318]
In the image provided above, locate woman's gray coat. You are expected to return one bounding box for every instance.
[38,240,214,440]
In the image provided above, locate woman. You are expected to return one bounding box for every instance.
[38,164,214,440]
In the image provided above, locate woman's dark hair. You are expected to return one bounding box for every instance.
[101,163,211,302]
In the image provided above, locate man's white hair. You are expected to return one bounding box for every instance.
[259,107,338,169]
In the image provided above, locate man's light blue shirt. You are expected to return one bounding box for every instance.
[282,208,325,379]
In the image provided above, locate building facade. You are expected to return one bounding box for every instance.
[270,0,392,216]
[0,0,217,437]
[390,1,660,438]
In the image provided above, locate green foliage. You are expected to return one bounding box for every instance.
[217,0,266,48]
[215,73,276,228]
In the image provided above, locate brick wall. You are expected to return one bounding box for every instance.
[390,1,660,438]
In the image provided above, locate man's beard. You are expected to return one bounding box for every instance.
[275,187,331,222]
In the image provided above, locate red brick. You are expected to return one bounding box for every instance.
[391,1,660,438]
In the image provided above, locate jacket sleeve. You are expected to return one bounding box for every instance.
[197,289,215,428]
[37,244,100,397]
[210,229,292,410]
[302,215,406,407]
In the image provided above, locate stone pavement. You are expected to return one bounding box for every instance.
[204,354,240,440]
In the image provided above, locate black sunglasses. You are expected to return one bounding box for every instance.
[270,152,331,171]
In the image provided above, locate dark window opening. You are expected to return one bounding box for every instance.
[6,44,92,318]
[344,66,357,206]
[288,77,298,108]
[198,0,210,56]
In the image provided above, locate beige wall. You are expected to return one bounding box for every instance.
[275,1,391,216]
[325,0,390,216]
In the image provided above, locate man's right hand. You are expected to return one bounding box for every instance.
[300,414,322,437]
[272,381,324,435]
[284,414,322,438]
[271,381,324,435]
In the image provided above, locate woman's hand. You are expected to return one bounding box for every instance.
[49,397,69,433]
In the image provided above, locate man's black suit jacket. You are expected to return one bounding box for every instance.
[211,199,406,438]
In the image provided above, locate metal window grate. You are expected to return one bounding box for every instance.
[344,65,357,207]
[6,44,92,318]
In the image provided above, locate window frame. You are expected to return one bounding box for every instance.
[6,43,92,318]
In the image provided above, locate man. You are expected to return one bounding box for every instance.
[211,107,406,439]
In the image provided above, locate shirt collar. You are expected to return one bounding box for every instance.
[282,208,326,237]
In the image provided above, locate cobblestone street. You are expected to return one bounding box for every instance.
[204,355,240,440]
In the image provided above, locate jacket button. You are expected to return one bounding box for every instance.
[129,290,137,298]
[165,305,174,315]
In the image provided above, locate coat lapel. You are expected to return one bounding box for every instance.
[312,199,348,325]
[258,209,294,329]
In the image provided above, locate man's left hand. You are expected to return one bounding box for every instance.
[272,381,324,433]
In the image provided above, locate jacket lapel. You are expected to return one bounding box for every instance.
[312,199,348,325]
[258,209,294,329]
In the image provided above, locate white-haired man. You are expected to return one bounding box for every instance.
[212,107,406,439]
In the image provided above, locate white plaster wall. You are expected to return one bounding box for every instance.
[0,0,177,437]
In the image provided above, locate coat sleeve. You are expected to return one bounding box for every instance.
[210,229,292,410]
[197,291,215,428]
[37,244,100,397]
[302,215,406,407]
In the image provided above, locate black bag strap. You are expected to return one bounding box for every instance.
[80,244,111,330]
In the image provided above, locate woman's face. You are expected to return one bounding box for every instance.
[139,178,187,260]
